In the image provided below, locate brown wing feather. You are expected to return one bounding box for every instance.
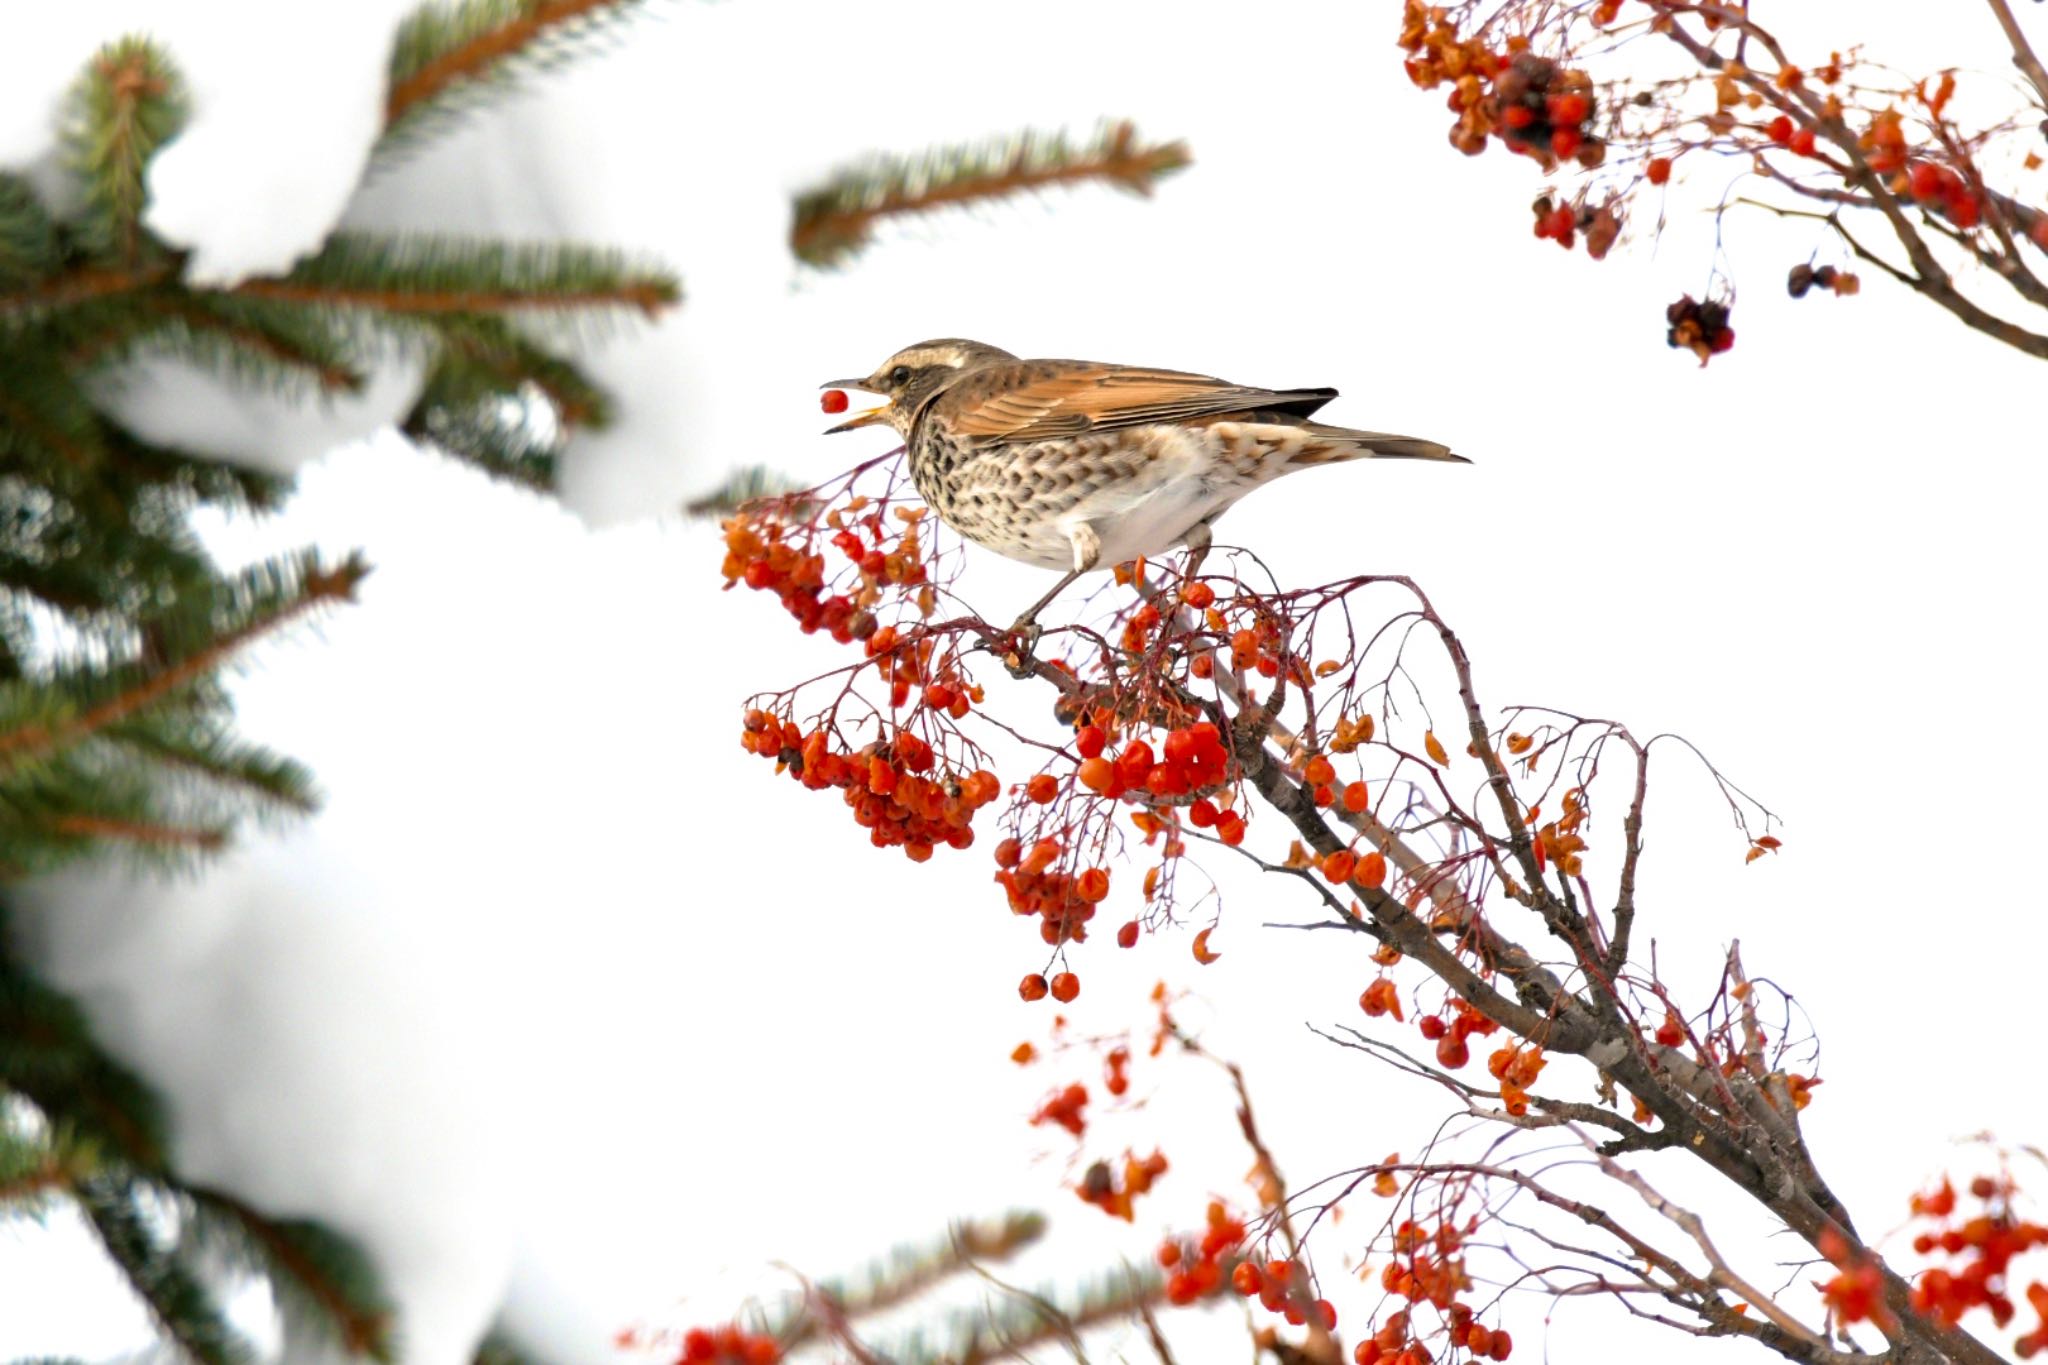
[941,362,1339,443]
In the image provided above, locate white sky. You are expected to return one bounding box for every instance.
[3,2,2047,1363]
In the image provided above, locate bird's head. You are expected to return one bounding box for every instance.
[822,339,1015,436]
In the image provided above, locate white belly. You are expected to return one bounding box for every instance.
[1056,425,1262,567]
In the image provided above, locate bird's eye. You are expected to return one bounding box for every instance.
[889,365,912,385]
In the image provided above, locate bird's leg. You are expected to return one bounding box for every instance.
[1005,524,1099,674]
[1178,519,1214,585]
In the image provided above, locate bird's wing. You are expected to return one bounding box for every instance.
[941,363,1338,443]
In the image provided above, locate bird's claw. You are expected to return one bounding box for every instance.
[1002,618,1043,678]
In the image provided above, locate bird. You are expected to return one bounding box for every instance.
[822,339,1464,642]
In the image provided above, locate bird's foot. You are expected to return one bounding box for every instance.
[1002,616,1043,678]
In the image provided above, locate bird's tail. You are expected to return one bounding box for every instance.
[1288,422,1467,465]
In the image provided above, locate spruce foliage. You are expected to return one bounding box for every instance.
[0,1,674,1357]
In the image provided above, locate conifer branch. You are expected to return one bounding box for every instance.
[231,232,679,317]
[192,1187,396,1360]
[0,262,176,321]
[683,466,812,519]
[45,814,229,852]
[64,40,184,267]
[380,0,649,156]
[774,1212,1046,1351]
[131,294,366,393]
[78,1175,249,1365]
[791,121,1192,267]
[0,554,368,769]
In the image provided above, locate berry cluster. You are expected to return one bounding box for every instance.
[674,1325,782,1365]
[1368,1221,1515,1362]
[1230,1254,1338,1331]
[1532,787,1589,876]
[1155,1202,1249,1304]
[1077,1148,1169,1221]
[1816,1226,1896,1331]
[996,836,1108,958]
[1906,160,1983,229]
[1029,1080,1089,1136]
[721,497,932,641]
[1076,720,1232,803]
[739,711,1000,861]
[1415,998,1502,1070]
[1787,263,1860,299]
[1494,54,1603,168]
[1485,1043,1548,1117]
[1664,295,1735,365]
[1530,195,1620,258]
[1905,1173,2048,1348]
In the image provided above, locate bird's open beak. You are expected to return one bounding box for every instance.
[821,379,891,434]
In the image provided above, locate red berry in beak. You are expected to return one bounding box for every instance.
[821,388,849,414]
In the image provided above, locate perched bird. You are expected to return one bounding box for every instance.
[823,339,1464,638]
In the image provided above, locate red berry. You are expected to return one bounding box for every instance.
[1646,156,1672,185]
[1710,327,1736,354]
[1076,868,1110,902]
[1909,161,1943,200]
[1117,920,1140,949]
[1019,973,1049,1002]
[820,389,850,415]
[1548,91,1590,126]
[1050,971,1081,1003]
[1189,798,1218,828]
[1550,126,1582,159]
[1313,1299,1338,1331]
[1232,1261,1264,1295]
[1075,724,1107,759]
[1503,104,1537,130]
[1026,774,1059,804]
[1419,1015,1448,1040]
[1790,127,1817,156]
[1766,114,1794,145]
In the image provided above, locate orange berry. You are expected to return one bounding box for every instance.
[1019,974,1049,1002]
[1078,756,1118,795]
[1117,920,1140,948]
[1342,780,1369,812]
[1076,868,1111,902]
[1026,774,1059,804]
[1232,1261,1263,1295]
[1323,849,1358,883]
[1158,1242,1182,1268]
[1358,851,1388,888]
[1304,754,1336,786]
[1050,971,1081,1003]
[1179,581,1216,608]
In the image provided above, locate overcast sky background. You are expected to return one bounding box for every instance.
[3,2,2046,1363]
